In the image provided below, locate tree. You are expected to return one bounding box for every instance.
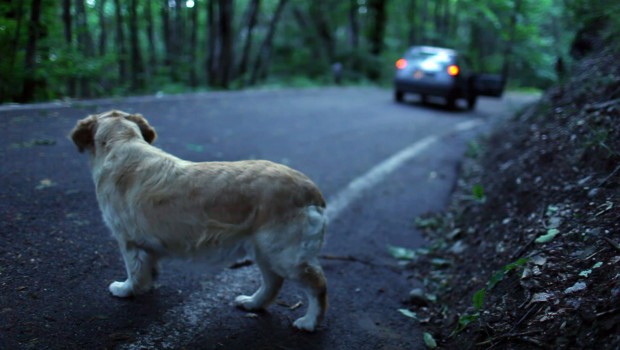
[129,0,145,90]
[62,0,76,96]
[97,0,107,56]
[217,0,234,88]
[114,0,127,82]
[20,0,42,102]
[145,0,157,75]
[3,0,612,103]
[188,3,199,87]
[250,0,288,85]
[206,0,218,86]
[501,0,522,84]
[237,0,261,85]
[75,0,95,97]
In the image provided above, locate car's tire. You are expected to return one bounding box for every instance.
[394,90,404,103]
[467,95,478,110]
[446,96,457,110]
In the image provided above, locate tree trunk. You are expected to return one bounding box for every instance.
[368,0,387,56]
[250,0,288,85]
[421,0,428,43]
[62,0,76,97]
[368,0,387,81]
[407,0,417,44]
[98,0,107,56]
[21,0,42,102]
[348,0,359,48]
[145,0,157,74]
[238,0,261,84]
[172,0,184,81]
[218,0,234,88]
[129,0,145,90]
[161,0,171,68]
[442,0,451,38]
[310,3,335,63]
[206,0,219,86]
[501,0,522,84]
[433,0,443,45]
[114,0,128,82]
[62,0,72,45]
[75,0,95,97]
[189,3,198,87]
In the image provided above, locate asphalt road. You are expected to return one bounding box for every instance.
[0,87,537,350]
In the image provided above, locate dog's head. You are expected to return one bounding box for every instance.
[70,110,157,154]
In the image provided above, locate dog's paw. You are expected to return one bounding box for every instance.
[109,281,133,298]
[234,295,262,311]
[293,316,317,332]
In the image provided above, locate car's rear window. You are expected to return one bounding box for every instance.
[405,49,454,71]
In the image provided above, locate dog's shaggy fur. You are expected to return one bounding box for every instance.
[70,110,328,331]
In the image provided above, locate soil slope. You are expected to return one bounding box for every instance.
[401,45,620,349]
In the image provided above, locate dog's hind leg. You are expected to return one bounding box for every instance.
[235,252,284,310]
[292,261,328,332]
[109,242,159,297]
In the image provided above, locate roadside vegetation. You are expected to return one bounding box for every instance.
[2,0,616,103]
[392,19,619,350]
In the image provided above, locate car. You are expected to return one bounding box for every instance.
[393,46,505,110]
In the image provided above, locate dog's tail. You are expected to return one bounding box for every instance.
[298,205,327,263]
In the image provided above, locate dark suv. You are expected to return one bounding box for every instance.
[394,46,504,109]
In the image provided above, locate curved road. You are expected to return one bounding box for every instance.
[0,87,537,349]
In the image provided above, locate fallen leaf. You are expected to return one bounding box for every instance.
[535,228,559,243]
[423,332,437,349]
[579,268,592,277]
[388,246,416,260]
[530,255,547,265]
[530,292,554,303]
[398,308,418,319]
[36,179,56,190]
[431,258,452,267]
[564,281,587,294]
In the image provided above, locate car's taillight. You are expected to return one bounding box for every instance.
[447,65,459,76]
[395,58,407,70]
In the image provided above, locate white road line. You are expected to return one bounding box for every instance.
[121,119,482,349]
[324,135,437,221]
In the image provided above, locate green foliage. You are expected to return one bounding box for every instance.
[0,0,611,103]
[471,184,486,203]
[452,257,528,335]
[466,140,482,158]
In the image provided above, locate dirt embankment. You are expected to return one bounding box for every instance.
[400,45,620,349]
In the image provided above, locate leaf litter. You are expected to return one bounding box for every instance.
[393,45,620,349]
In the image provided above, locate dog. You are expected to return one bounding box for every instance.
[70,110,328,331]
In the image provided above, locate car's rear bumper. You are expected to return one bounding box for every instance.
[394,78,459,98]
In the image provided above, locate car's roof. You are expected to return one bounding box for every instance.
[406,46,457,56]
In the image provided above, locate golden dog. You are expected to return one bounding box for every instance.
[70,110,328,331]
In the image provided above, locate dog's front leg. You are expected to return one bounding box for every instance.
[109,241,158,298]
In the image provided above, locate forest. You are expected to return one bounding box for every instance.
[0,0,618,103]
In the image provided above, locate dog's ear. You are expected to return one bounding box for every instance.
[125,114,157,144]
[70,115,97,153]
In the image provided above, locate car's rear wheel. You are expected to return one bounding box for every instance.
[394,90,404,102]
[446,96,457,110]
